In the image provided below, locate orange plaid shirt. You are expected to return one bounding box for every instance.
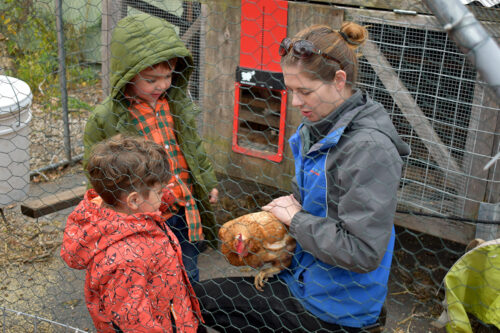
[128,98,202,241]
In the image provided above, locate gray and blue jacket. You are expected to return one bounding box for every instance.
[280,89,410,328]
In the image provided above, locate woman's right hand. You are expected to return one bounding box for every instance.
[262,194,302,227]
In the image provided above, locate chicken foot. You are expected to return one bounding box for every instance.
[254,266,283,291]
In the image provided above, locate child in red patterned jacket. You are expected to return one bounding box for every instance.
[61,134,204,333]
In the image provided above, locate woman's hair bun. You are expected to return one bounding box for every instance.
[340,22,368,49]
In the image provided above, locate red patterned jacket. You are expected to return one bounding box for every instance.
[61,189,202,332]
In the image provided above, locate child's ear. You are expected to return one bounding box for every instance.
[125,192,141,211]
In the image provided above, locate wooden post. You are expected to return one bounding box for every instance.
[201,0,241,181]
[461,81,500,218]
[475,203,500,241]
[197,4,208,118]
[101,0,124,97]
[484,96,500,204]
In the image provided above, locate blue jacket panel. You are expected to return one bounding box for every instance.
[282,122,396,328]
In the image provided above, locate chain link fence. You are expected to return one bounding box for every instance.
[0,0,499,331]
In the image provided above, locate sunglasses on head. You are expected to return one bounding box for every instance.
[279,38,342,67]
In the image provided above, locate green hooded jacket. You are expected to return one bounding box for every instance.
[83,13,218,242]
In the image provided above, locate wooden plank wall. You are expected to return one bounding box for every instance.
[201,1,343,190]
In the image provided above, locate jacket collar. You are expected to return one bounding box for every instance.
[300,89,365,154]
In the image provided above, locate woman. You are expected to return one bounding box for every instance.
[194,22,410,332]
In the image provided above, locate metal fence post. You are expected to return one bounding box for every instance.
[55,0,72,162]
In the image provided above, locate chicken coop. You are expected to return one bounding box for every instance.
[189,0,500,245]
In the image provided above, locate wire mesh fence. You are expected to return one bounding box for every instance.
[0,0,499,332]
[1,306,87,333]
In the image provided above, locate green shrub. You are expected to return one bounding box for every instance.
[0,0,99,109]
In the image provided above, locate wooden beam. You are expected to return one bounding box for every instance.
[312,0,500,23]
[485,98,500,204]
[461,79,500,218]
[313,0,428,14]
[360,40,462,189]
[197,3,208,111]
[180,12,201,46]
[394,212,476,245]
[20,186,87,218]
[341,7,500,48]
[239,109,281,128]
[286,2,344,37]
[183,4,202,105]
[343,6,441,31]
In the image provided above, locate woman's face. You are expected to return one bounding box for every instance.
[282,65,345,122]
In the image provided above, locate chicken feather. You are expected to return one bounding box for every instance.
[219,211,296,291]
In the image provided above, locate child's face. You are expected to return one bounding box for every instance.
[135,183,164,214]
[128,61,176,106]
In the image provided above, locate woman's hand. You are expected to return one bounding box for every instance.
[209,188,219,204]
[262,194,301,226]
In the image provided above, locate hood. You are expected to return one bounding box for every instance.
[301,90,410,158]
[61,189,164,269]
[109,13,193,101]
[349,91,411,158]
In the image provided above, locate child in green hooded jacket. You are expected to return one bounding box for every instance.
[83,13,219,283]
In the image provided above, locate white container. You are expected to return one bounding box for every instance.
[0,75,33,206]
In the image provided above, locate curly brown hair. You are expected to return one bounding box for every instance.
[280,22,368,86]
[87,134,171,206]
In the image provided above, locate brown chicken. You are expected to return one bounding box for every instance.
[219,211,296,291]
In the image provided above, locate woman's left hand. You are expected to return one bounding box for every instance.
[262,194,302,226]
[209,188,219,204]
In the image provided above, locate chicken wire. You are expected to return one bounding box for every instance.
[0,0,499,332]
[1,306,86,333]
[357,17,480,217]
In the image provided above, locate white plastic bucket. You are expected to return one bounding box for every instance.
[0,75,33,206]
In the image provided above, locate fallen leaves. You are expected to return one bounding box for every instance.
[0,210,62,267]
